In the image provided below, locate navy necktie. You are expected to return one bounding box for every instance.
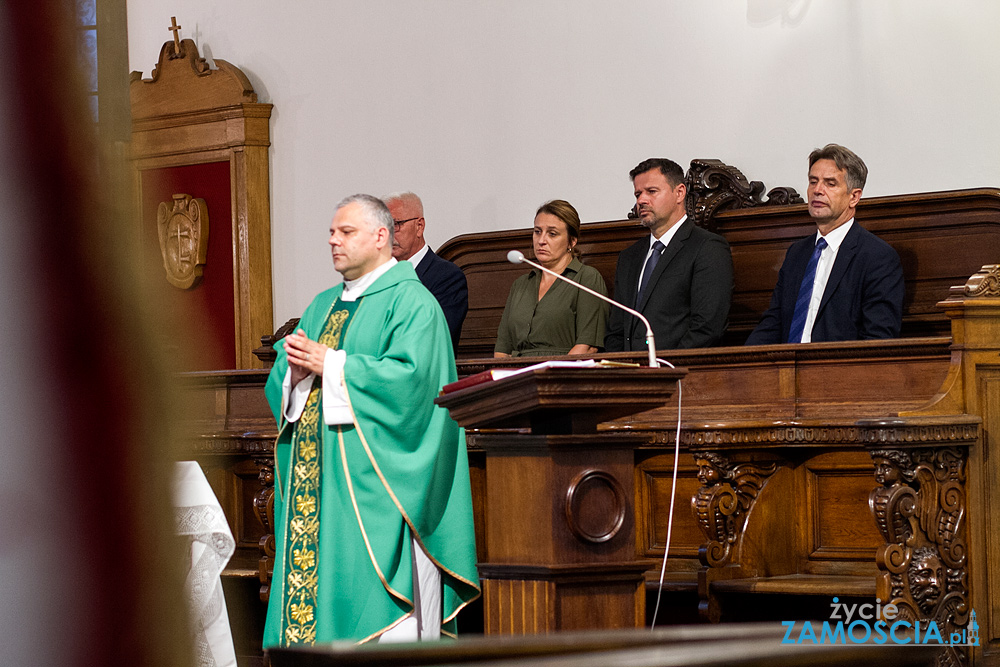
[637,240,666,304]
[788,237,828,343]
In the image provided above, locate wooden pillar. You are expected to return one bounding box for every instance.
[901,264,1000,665]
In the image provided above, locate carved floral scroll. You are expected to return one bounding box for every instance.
[686,159,803,231]
[869,444,971,667]
[252,454,275,602]
[692,452,778,568]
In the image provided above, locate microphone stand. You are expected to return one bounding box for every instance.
[507,250,658,368]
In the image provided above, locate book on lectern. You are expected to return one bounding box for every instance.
[440,359,639,395]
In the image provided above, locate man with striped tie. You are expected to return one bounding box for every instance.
[746,144,904,345]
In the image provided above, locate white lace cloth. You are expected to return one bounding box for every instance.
[173,462,238,667]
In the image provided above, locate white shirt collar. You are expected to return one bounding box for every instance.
[816,218,854,252]
[650,214,687,250]
[799,218,855,343]
[406,243,430,268]
[341,257,397,302]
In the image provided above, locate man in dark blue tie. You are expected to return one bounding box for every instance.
[746,144,904,345]
[604,158,733,352]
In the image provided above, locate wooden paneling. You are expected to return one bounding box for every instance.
[803,451,882,564]
[635,453,704,562]
[555,580,644,631]
[469,451,488,562]
[485,454,556,564]
[974,370,1000,644]
[483,579,555,634]
[481,570,646,635]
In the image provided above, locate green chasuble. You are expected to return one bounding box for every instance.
[263,261,480,646]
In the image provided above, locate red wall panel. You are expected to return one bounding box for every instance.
[140,161,236,371]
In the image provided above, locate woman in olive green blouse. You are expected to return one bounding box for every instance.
[494,200,609,358]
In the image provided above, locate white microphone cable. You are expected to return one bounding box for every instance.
[650,357,682,630]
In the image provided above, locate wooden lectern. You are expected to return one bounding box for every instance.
[436,366,686,634]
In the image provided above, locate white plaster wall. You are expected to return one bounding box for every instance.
[126,1,1000,326]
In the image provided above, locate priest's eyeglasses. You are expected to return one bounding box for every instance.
[393,216,421,229]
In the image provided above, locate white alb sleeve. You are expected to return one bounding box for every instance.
[321,348,352,425]
[282,368,315,423]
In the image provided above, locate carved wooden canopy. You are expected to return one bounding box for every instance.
[130,33,273,369]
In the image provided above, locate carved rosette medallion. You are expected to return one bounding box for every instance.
[691,453,778,567]
[869,446,970,666]
[157,193,210,289]
[564,469,626,544]
[685,159,803,231]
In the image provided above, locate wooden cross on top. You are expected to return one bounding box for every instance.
[168,17,182,52]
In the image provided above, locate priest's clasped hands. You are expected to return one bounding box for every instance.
[284,329,329,385]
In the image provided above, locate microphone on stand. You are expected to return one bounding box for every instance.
[506,250,658,368]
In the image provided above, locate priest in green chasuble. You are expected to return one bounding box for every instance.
[263,194,480,647]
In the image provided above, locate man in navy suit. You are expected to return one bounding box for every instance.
[746,144,904,345]
[384,192,468,351]
[605,158,733,352]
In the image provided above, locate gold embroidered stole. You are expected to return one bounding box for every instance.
[280,300,356,645]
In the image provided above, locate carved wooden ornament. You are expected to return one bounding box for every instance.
[157,193,209,289]
[869,445,970,667]
[564,469,626,544]
[963,264,1000,298]
[692,453,778,568]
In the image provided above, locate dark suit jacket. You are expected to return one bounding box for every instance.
[605,219,733,352]
[745,222,904,345]
[415,249,468,351]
